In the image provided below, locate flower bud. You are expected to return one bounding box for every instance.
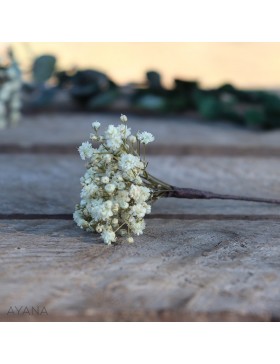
[105,183,116,193]
[112,203,119,214]
[101,176,109,184]
[92,121,100,129]
[120,229,127,236]
[90,133,98,140]
[120,114,128,123]
[128,135,136,143]
[96,224,103,233]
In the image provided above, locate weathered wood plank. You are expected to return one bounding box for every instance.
[1,219,280,321]
[0,114,280,151]
[1,154,280,215]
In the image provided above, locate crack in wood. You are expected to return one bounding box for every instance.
[1,144,280,157]
[1,213,280,221]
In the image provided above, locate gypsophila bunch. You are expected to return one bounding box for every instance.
[0,49,22,129]
[74,114,171,245]
[74,114,280,245]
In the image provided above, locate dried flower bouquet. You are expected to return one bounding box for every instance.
[74,114,280,244]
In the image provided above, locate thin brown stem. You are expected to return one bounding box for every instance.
[166,186,280,205]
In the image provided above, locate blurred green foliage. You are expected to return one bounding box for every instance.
[32,55,56,84]
[21,54,280,129]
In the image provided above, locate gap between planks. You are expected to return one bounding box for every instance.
[1,144,280,157]
[1,213,280,221]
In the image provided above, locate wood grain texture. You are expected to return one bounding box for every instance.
[0,113,280,150]
[1,219,280,321]
[1,113,280,322]
[0,154,279,215]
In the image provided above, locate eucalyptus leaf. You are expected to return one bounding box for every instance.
[135,94,167,112]
[32,55,56,84]
[87,90,119,109]
[146,71,162,90]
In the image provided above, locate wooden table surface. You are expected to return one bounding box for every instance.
[1,113,280,321]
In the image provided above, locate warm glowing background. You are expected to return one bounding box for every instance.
[1,42,280,89]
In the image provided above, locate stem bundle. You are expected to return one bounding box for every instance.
[166,186,280,205]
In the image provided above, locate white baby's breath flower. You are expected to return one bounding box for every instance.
[80,184,98,198]
[96,224,103,233]
[92,121,101,129]
[120,114,128,123]
[129,185,150,202]
[0,54,22,128]
[130,203,148,218]
[101,176,110,184]
[73,210,89,229]
[90,133,98,140]
[105,125,123,151]
[134,176,143,185]
[119,154,143,172]
[112,203,119,213]
[74,114,169,245]
[105,183,116,193]
[117,182,126,190]
[128,135,137,143]
[130,220,146,235]
[117,124,131,138]
[103,154,112,163]
[137,131,155,144]
[120,201,129,209]
[78,141,94,160]
[91,200,113,221]
[101,229,116,245]
[127,237,134,243]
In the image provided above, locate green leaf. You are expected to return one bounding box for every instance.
[146,71,162,90]
[197,95,222,119]
[87,90,118,109]
[135,94,167,112]
[32,55,56,84]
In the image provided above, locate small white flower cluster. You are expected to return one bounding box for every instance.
[74,114,168,245]
[0,52,21,129]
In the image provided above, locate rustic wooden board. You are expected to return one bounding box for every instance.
[1,154,279,216]
[1,219,280,321]
[0,114,280,152]
[1,113,280,322]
